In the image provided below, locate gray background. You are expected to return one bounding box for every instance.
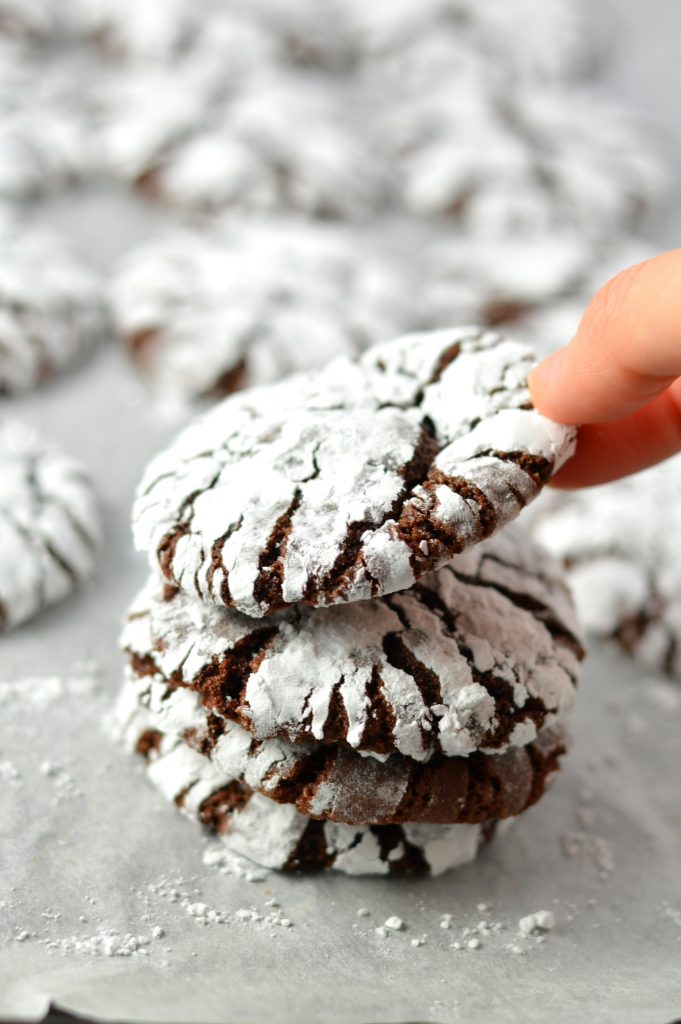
[2,3,681,1023]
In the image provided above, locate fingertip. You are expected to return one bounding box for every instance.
[528,349,568,419]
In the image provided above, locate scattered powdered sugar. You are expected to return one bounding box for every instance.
[45,928,161,958]
[355,899,566,957]
[562,832,615,878]
[0,760,21,786]
[0,663,101,708]
[518,910,556,936]
[561,787,615,879]
[202,841,269,883]
[40,760,82,802]
[663,906,681,929]
[140,873,295,939]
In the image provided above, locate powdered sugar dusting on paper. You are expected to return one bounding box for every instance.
[0,663,101,708]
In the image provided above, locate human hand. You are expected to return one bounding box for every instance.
[529,248,681,488]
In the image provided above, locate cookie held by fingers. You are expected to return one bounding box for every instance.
[133,328,576,617]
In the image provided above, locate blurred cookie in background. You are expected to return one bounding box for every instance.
[0,215,109,394]
[111,218,412,403]
[0,418,101,630]
[530,457,681,681]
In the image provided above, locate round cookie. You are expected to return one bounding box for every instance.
[0,41,90,201]
[385,80,662,237]
[133,327,576,617]
[118,664,570,827]
[420,234,589,340]
[122,527,582,762]
[0,220,108,392]
[111,220,412,402]
[0,419,100,630]
[530,459,681,681]
[96,62,381,217]
[117,696,517,876]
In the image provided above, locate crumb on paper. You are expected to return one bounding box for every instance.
[518,910,556,935]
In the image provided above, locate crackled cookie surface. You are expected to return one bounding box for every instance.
[0,221,108,393]
[111,221,412,402]
[118,664,569,826]
[123,528,581,762]
[0,419,100,629]
[530,459,681,680]
[133,328,576,616]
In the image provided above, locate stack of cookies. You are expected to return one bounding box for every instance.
[116,327,584,875]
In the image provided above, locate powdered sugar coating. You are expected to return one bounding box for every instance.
[71,0,209,61]
[133,328,576,616]
[122,527,581,762]
[530,458,681,680]
[96,63,382,217]
[117,657,569,825]
[385,81,662,237]
[111,220,412,401]
[0,220,108,393]
[116,694,502,876]
[0,42,91,200]
[0,419,100,629]
[420,234,589,337]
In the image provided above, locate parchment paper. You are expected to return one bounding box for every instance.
[2,3,681,1021]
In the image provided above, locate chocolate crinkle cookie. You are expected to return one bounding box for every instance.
[116,685,566,875]
[118,326,581,876]
[0,41,91,200]
[0,219,109,393]
[95,64,383,217]
[133,328,576,617]
[114,532,578,871]
[121,528,581,763]
[111,220,413,403]
[383,81,662,239]
[419,234,589,340]
[117,526,579,833]
[117,693,503,876]
[0,419,101,630]
[530,458,681,681]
